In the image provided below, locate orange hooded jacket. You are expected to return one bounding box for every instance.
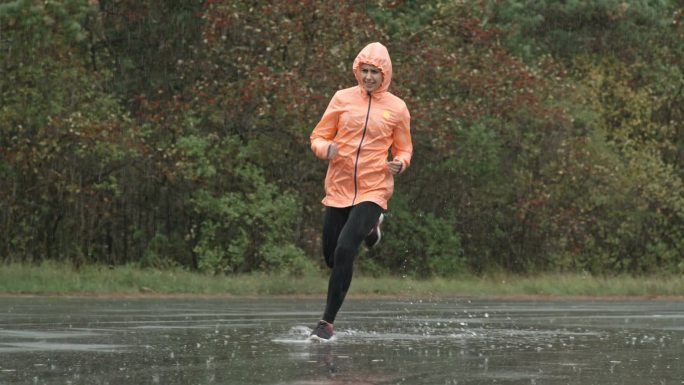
[311,42,412,210]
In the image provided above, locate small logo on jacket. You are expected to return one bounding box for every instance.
[382,111,392,120]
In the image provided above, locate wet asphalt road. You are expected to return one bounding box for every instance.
[0,297,682,384]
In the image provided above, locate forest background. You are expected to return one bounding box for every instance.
[2,0,684,283]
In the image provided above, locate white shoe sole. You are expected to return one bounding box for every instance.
[308,334,335,342]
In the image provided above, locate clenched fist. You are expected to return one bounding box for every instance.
[388,159,403,175]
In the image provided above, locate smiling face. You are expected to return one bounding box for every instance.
[360,63,383,93]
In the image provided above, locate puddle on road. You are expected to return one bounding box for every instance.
[0,342,126,353]
[0,298,682,384]
[0,330,102,339]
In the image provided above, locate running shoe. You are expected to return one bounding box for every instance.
[310,320,334,341]
[364,213,384,249]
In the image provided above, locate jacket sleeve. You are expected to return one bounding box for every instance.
[392,103,412,173]
[310,92,342,160]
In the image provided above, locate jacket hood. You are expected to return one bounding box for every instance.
[353,42,392,95]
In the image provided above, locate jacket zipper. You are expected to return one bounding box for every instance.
[352,93,372,206]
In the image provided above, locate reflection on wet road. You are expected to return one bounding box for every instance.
[0,297,682,384]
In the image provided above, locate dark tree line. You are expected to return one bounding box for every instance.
[2,0,683,276]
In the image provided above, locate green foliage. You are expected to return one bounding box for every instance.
[190,163,308,275]
[517,103,684,275]
[377,196,465,278]
[551,56,684,274]
[1,0,136,263]
[96,0,206,97]
[487,0,680,61]
[2,0,683,277]
[141,233,183,269]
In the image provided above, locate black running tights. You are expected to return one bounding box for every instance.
[321,201,383,324]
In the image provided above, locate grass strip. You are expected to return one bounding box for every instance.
[0,262,682,298]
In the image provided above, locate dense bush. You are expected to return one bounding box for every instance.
[372,196,465,277]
